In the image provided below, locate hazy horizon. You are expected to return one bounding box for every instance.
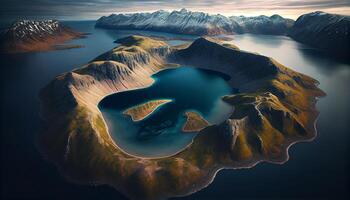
[0,0,349,21]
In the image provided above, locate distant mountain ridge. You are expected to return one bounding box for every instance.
[96,8,294,35]
[230,14,294,35]
[0,20,86,53]
[289,11,350,59]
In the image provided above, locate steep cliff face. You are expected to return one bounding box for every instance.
[0,20,86,53]
[39,35,324,200]
[289,11,350,59]
[95,9,293,35]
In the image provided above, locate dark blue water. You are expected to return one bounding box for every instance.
[1,22,349,199]
[174,34,350,200]
[99,67,233,157]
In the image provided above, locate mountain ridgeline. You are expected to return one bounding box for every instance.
[96,9,350,59]
[96,8,294,35]
[289,11,350,59]
[39,35,325,200]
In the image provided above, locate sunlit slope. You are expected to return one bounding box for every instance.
[182,111,210,132]
[39,35,324,200]
[0,20,85,53]
[123,99,173,122]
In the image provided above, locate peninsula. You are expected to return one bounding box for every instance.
[182,111,210,132]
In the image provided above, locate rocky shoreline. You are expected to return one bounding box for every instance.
[38,35,325,200]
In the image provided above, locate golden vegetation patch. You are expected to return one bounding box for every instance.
[115,35,168,50]
[123,99,173,121]
[182,111,210,132]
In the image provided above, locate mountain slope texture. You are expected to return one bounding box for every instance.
[39,35,325,200]
[0,20,86,53]
[289,11,350,59]
[96,9,294,35]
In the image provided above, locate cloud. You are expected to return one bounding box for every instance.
[0,0,349,20]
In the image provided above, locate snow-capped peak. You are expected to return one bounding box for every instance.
[7,20,63,39]
[96,9,294,35]
[179,8,189,13]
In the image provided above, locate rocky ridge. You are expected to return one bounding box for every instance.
[39,35,325,200]
[289,11,350,59]
[0,20,86,53]
[96,9,294,35]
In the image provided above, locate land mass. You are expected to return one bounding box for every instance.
[39,35,325,200]
[97,9,349,60]
[182,111,210,132]
[123,99,173,122]
[0,20,86,53]
[96,8,294,35]
[289,11,350,60]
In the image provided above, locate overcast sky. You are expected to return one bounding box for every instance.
[1,0,349,21]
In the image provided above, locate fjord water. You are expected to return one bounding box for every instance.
[99,67,233,157]
[1,21,349,199]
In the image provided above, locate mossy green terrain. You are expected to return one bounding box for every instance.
[39,35,325,200]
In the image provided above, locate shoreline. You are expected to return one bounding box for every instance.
[172,115,320,199]
[95,66,213,160]
[182,111,210,132]
[94,65,199,160]
[123,99,173,122]
[96,66,231,159]
[38,35,325,200]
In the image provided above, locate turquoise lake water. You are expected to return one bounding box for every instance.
[99,67,234,157]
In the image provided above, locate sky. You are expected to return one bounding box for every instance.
[1,0,350,21]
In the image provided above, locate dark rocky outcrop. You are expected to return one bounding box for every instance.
[289,11,350,60]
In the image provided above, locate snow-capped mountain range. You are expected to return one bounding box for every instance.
[96,8,294,35]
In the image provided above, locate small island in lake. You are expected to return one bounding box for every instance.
[182,111,210,132]
[123,99,173,121]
